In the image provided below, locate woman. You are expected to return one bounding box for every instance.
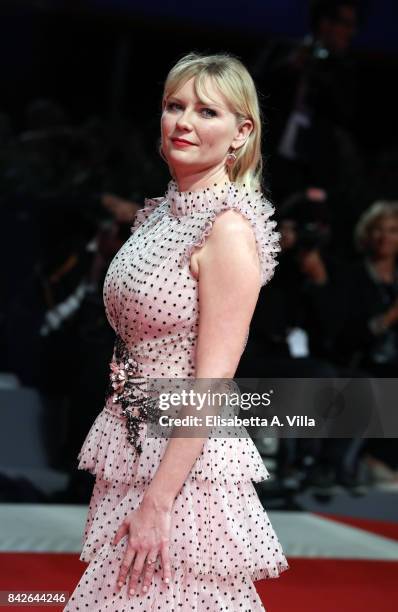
[64,52,289,611]
[334,200,398,478]
[336,200,398,373]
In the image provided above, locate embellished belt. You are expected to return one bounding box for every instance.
[105,334,160,455]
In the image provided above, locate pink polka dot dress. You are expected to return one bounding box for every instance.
[64,180,290,611]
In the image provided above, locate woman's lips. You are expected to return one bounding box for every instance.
[171,138,195,147]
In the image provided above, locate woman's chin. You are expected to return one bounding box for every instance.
[168,150,196,160]
[167,155,200,172]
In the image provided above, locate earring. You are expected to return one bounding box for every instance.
[226,149,237,166]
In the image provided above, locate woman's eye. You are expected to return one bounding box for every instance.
[166,102,181,111]
[201,108,217,118]
[165,102,216,117]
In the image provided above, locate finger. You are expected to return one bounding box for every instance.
[128,549,147,596]
[116,545,136,591]
[141,550,158,594]
[160,540,172,584]
[113,522,128,547]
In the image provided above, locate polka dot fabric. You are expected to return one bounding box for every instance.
[64,180,288,611]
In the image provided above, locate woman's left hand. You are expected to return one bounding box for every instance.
[112,494,172,596]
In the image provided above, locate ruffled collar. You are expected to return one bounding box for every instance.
[166,179,242,217]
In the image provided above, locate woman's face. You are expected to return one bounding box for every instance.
[161,76,251,180]
[368,216,398,258]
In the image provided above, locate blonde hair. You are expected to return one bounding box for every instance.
[354,200,398,252]
[159,52,264,193]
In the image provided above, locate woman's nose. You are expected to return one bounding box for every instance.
[176,108,193,130]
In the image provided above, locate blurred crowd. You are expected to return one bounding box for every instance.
[1,0,398,503]
[242,0,398,498]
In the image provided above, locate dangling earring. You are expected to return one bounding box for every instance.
[226,149,237,166]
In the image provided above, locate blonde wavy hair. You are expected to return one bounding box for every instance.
[159,52,264,193]
[354,200,398,253]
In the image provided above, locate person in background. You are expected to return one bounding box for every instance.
[251,0,362,215]
[334,201,398,480]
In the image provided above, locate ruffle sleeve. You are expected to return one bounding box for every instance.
[177,188,281,287]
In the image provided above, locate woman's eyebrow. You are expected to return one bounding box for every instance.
[168,95,223,108]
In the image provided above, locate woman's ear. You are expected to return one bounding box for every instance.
[231,119,253,150]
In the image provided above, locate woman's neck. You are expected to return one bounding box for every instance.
[174,167,230,193]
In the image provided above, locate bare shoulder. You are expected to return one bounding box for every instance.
[201,209,253,244]
[205,208,257,254]
[190,209,259,281]
[215,207,252,228]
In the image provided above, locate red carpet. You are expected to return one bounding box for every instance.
[315,512,398,542]
[1,553,397,612]
[256,558,398,612]
[0,553,81,611]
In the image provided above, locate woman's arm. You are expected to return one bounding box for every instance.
[144,209,262,507]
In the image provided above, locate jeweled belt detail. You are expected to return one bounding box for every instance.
[105,334,160,455]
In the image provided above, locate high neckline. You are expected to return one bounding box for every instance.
[166,179,238,217]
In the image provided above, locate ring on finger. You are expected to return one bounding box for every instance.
[146,557,156,565]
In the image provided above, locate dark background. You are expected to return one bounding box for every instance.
[2,0,398,149]
[1,0,398,505]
